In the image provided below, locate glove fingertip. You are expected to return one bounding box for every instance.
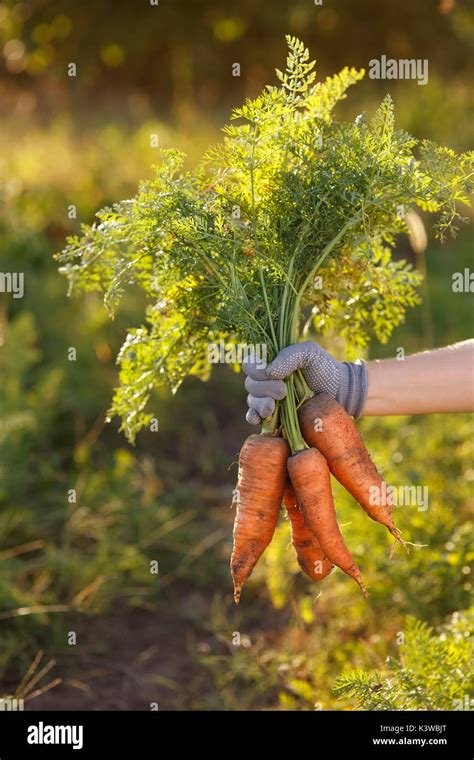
[246,408,262,425]
[273,380,287,400]
[267,361,283,380]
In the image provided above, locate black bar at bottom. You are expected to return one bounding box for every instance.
[0,710,470,757]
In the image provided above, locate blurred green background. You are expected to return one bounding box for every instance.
[0,0,472,710]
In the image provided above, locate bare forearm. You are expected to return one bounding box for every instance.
[364,340,474,415]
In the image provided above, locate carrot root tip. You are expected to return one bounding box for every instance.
[353,574,369,598]
[390,526,409,554]
[233,583,242,604]
[359,582,369,599]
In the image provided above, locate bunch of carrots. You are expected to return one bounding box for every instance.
[231,392,407,603]
[56,37,471,602]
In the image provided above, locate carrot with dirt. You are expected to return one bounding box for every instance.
[299,393,406,549]
[283,484,333,582]
[231,434,289,603]
[287,448,368,596]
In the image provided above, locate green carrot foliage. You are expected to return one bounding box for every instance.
[56,36,473,442]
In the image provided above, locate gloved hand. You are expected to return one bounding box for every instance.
[243,340,368,424]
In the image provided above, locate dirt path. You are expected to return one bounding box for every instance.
[26,586,220,711]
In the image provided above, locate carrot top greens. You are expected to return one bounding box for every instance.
[57,36,473,448]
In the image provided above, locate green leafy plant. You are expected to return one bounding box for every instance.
[334,609,473,710]
[56,36,473,446]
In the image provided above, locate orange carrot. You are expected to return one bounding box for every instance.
[283,485,333,582]
[288,448,367,596]
[231,434,289,603]
[299,393,405,548]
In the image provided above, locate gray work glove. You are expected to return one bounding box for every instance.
[243,340,368,424]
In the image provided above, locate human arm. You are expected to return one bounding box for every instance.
[244,339,474,423]
[364,340,474,415]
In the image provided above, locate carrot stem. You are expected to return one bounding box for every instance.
[261,402,280,435]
